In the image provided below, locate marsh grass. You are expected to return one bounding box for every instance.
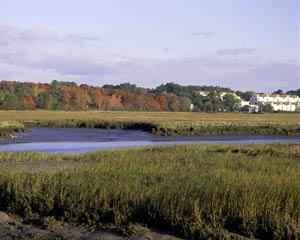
[1,110,300,136]
[0,121,25,138]
[0,144,299,239]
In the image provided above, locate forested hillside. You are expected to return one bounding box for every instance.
[0,81,299,112]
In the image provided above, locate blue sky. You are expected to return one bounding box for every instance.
[0,0,299,92]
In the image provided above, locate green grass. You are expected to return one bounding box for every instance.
[0,144,299,239]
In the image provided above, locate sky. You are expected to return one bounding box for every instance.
[0,0,299,92]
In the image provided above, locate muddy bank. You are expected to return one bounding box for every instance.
[0,211,253,240]
[0,211,184,240]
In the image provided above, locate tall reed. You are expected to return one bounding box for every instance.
[0,144,299,239]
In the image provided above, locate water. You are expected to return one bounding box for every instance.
[0,128,299,154]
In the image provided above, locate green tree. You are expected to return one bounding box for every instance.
[223,94,241,112]
[272,89,284,95]
[262,104,274,113]
[179,97,192,111]
[236,91,255,101]
[286,89,300,97]
[3,95,20,109]
[51,80,65,110]
[37,92,53,110]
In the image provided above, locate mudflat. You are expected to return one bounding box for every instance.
[0,211,184,240]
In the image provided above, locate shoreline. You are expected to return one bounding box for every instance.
[0,111,299,137]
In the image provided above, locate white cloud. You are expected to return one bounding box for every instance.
[0,25,298,93]
[0,25,101,47]
[189,32,214,37]
[215,48,256,56]
[1,53,299,92]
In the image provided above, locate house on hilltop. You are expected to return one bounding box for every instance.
[250,94,300,112]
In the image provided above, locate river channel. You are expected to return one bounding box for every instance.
[0,127,300,154]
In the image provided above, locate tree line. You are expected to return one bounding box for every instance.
[0,81,299,112]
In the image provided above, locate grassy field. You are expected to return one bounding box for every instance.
[0,144,299,239]
[0,110,300,136]
[1,110,300,123]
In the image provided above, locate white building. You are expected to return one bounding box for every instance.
[198,91,242,101]
[240,100,250,108]
[198,91,209,97]
[250,94,300,112]
[190,103,194,111]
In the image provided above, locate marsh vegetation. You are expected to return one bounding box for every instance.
[0,121,25,138]
[1,110,300,136]
[1,111,299,238]
[0,144,299,239]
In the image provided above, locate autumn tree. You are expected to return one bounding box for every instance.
[89,87,105,110]
[155,94,169,111]
[19,96,36,109]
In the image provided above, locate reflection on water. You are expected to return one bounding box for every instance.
[0,128,299,154]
